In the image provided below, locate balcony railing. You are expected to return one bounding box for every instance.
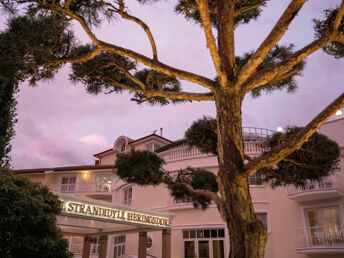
[69,243,83,254]
[50,183,112,194]
[288,176,344,195]
[156,127,272,162]
[295,225,344,249]
[242,127,275,137]
[157,145,209,162]
[157,141,267,162]
[69,243,99,254]
[287,176,344,202]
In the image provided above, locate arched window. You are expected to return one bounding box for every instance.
[120,142,126,152]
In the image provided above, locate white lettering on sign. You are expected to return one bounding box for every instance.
[60,199,171,227]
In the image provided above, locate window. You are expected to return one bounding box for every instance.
[123,187,132,206]
[256,213,268,230]
[90,237,99,254]
[145,142,161,152]
[95,175,112,192]
[61,176,77,192]
[249,171,264,186]
[182,229,225,239]
[120,143,126,152]
[146,236,153,249]
[305,206,343,246]
[113,235,126,258]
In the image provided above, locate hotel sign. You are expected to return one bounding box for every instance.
[60,198,171,228]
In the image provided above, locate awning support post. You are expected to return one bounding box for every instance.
[162,229,171,258]
[99,235,108,258]
[138,231,147,258]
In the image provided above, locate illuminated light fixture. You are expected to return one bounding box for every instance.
[82,172,89,179]
[277,127,283,132]
[335,109,343,116]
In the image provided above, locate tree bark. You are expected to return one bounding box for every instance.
[214,91,267,258]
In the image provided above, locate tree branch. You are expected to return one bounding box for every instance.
[99,41,215,89]
[333,0,344,31]
[182,183,222,208]
[111,60,147,90]
[49,47,102,66]
[244,154,253,162]
[109,80,214,101]
[197,0,227,86]
[237,0,306,87]
[109,1,158,61]
[217,0,236,83]
[183,1,263,18]
[336,33,344,43]
[52,4,216,90]
[121,12,158,61]
[244,34,333,92]
[245,93,344,176]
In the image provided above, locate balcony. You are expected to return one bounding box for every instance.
[157,127,272,163]
[295,225,344,254]
[287,176,344,202]
[49,183,112,195]
[157,145,210,162]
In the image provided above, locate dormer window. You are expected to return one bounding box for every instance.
[145,143,161,152]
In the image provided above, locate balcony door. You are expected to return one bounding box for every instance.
[306,206,343,246]
[95,175,112,192]
[61,176,76,193]
[183,229,225,258]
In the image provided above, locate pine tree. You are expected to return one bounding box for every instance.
[1,1,344,257]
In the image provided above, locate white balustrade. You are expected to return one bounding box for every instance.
[69,243,83,254]
[157,140,267,162]
[69,243,99,254]
[288,176,344,195]
[157,144,209,162]
[295,225,344,248]
[49,183,112,194]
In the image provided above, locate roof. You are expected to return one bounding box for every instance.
[93,134,172,157]
[93,148,115,157]
[155,139,185,152]
[128,133,172,145]
[322,116,344,125]
[14,165,115,174]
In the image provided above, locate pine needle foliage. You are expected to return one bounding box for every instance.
[236,45,305,97]
[167,167,218,209]
[184,117,341,187]
[314,8,344,58]
[185,116,218,155]
[260,127,341,187]
[115,150,218,208]
[115,150,166,185]
[175,0,268,27]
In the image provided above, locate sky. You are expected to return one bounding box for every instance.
[5,0,344,169]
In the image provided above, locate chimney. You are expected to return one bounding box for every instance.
[160,128,163,136]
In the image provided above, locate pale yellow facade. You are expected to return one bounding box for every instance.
[15,120,344,258]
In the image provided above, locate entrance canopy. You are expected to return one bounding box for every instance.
[57,194,173,236]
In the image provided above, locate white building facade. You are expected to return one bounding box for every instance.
[15,118,344,258]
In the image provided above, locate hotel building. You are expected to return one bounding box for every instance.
[14,117,344,258]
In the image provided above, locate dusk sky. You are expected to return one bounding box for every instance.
[6,0,344,169]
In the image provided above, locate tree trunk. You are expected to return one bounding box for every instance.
[214,91,267,258]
